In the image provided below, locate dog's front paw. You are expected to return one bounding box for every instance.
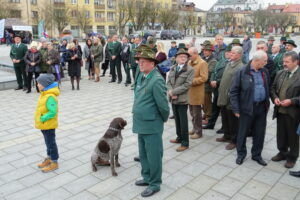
[116,163,121,167]
[92,165,97,172]
[112,171,118,176]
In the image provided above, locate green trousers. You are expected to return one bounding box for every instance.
[14,64,28,88]
[172,104,189,147]
[138,133,163,191]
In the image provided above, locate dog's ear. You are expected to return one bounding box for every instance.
[119,119,127,129]
[98,141,110,153]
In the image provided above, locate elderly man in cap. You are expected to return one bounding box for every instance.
[284,40,297,53]
[10,34,28,90]
[231,39,247,64]
[216,46,244,150]
[202,41,217,125]
[188,47,208,139]
[132,48,169,197]
[168,41,178,59]
[168,49,194,152]
[267,36,275,55]
[230,50,270,166]
[271,51,300,169]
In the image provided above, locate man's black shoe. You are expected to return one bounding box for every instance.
[236,157,244,165]
[169,115,175,119]
[141,188,159,197]
[252,157,267,166]
[216,129,224,134]
[134,156,140,162]
[289,171,300,178]
[15,87,23,90]
[135,180,149,186]
[109,80,116,83]
[118,81,122,84]
[203,125,214,130]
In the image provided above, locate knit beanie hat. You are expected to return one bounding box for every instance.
[37,74,55,88]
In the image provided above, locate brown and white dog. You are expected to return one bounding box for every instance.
[91,117,127,176]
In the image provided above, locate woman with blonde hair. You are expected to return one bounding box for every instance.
[90,38,103,82]
[156,42,167,63]
[66,42,82,90]
[24,41,41,93]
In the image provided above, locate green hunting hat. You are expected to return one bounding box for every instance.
[231,38,242,46]
[284,40,297,47]
[268,36,275,41]
[136,44,152,52]
[177,43,187,50]
[175,48,190,57]
[201,40,211,46]
[280,36,287,41]
[135,49,159,64]
[202,44,214,51]
[225,45,232,52]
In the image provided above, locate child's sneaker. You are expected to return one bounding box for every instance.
[41,161,58,173]
[37,158,51,168]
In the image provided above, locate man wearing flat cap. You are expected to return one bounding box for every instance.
[10,34,28,90]
[167,49,194,152]
[132,48,169,197]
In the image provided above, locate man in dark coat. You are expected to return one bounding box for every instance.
[214,34,227,61]
[10,34,28,90]
[270,51,300,169]
[109,34,122,83]
[230,50,270,166]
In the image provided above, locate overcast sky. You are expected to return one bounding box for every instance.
[194,0,300,11]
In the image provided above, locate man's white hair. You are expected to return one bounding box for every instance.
[231,46,243,54]
[252,50,267,61]
[189,47,198,54]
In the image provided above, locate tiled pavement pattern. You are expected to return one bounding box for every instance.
[0,74,300,200]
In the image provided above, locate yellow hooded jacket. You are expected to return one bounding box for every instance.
[35,85,60,130]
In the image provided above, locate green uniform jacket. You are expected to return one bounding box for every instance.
[204,55,217,92]
[132,68,170,134]
[39,47,49,72]
[272,53,284,78]
[109,41,122,58]
[10,43,28,67]
[267,43,273,55]
[129,43,139,68]
[210,58,230,87]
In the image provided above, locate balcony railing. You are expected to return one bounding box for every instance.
[95,18,106,23]
[95,4,105,9]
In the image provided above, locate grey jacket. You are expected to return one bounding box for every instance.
[167,64,194,105]
[242,39,252,54]
[83,45,91,70]
[217,59,244,108]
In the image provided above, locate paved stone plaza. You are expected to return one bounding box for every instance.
[0,37,300,200]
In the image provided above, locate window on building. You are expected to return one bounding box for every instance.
[95,0,104,5]
[109,26,116,35]
[71,0,77,4]
[10,0,20,3]
[85,0,89,4]
[31,0,37,5]
[97,26,105,34]
[54,0,64,2]
[10,10,21,18]
[71,10,77,17]
[85,11,90,18]
[95,11,104,18]
[107,0,115,9]
[107,12,114,21]
[31,11,38,18]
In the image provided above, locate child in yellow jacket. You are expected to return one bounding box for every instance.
[35,74,60,173]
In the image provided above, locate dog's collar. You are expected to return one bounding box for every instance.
[109,127,120,132]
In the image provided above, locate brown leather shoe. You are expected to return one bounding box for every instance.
[170,139,181,144]
[191,133,202,139]
[216,137,230,143]
[225,143,236,150]
[271,154,286,162]
[189,130,195,135]
[285,161,295,168]
[176,146,189,152]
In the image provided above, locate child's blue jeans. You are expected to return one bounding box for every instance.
[41,129,59,161]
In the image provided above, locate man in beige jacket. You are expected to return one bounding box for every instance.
[187,47,209,139]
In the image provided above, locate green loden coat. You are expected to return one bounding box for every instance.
[132,68,169,135]
[10,43,28,67]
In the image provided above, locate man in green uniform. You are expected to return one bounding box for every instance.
[109,34,122,83]
[129,36,142,86]
[10,34,28,90]
[132,49,169,197]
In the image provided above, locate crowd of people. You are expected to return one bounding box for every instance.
[8,32,300,197]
